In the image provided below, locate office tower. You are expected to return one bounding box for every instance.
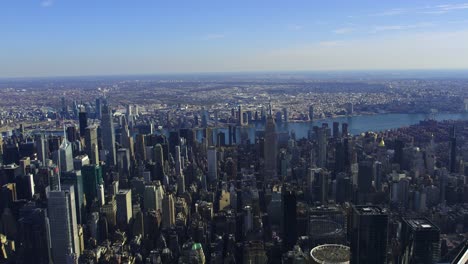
[61,170,84,224]
[162,193,175,228]
[342,123,349,137]
[374,161,383,192]
[357,159,372,191]
[335,140,345,173]
[207,146,217,183]
[153,144,165,180]
[349,205,388,264]
[116,189,132,226]
[264,114,278,180]
[100,198,117,230]
[317,127,327,168]
[175,145,182,176]
[275,111,282,124]
[401,217,440,264]
[282,188,297,251]
[48,185,80,264]
[116,148,130,178]
[85,125,99,164]
[120,116,134,160]
[238,105,244,126]
[346,102,354,115]
[449,126,457,173]
[333,122,340,138]
[81,164,103,206]
[394,139,404,168]
[17,205,51,264]
[101,103,116,166]
[217,132,226,147]
[309,105,314,121]
[73,154,89,171]
[135,134,147,161]
[282,107,288,123]
[79,111,87,137]
[144,185,158,212]
[95,98,102,119]
[66,126,78,143]
[55,130,74,173]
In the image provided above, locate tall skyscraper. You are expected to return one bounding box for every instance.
[282,187,297,251]
[349,205,388,264]
[316,127,327,168]
[207,146,217,183]
[264,113,278,180]
[449,125,457,173]
[55,130,74,173]
[81,164,103,206]
[36,133,47,166]
[116,189,132,226]
[162,193,175,228]
[78,111,87,137]
[135,134,147,161]
[101,103,116,166]
[401,217,440,264]
[238,105,244,126]
[309,105,314,121]
[95,98,102,119]
[85,125,99,164]
[48,185,80,264]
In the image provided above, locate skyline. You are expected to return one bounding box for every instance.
[2,0,468,77]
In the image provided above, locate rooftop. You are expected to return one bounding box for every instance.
[354,205,386,215]
[404,218,439,231]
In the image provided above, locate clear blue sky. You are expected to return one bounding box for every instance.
[1,0,468,77]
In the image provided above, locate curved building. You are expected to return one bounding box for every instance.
[310,244,350,264]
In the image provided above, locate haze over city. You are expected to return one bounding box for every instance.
[2,0,468,77]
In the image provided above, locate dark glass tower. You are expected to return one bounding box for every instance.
[282,187,297,251]
[79,111,88,138]
[349,205,388,264]
[101,103,116,166]
[401,217,440,264]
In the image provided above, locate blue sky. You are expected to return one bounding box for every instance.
[1,0,468,77]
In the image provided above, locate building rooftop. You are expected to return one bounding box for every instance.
[310,244,350,264]
[404,218,440,231]
[354,205,386,215]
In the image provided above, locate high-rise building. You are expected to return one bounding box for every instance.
[309,105,314,121]
[78,111,88,137]
[449,125,457,173]
[238,105,244,126]
[116,189,132,226]
[61,170,84,224]
[349,205,388,264]
[144,185,158,212]
[81,164,103,206]
[162,193,175,228]
[333,122,340,138]
[401,217,440,264]
[207,146,217,183]
[317,127,327,168]
[135,134,147,161]
[101,103,116,166]
[85,125,99,164]
[55,131,74,173]
[48,185,80,264]
[36,134,47,166]
[95,98,102,119]
[264,114,278,180]
[282,187,297,251]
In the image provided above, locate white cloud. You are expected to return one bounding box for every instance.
[436,3,468,11]
[41,0,54,7]
[370,22,433,33]
[371,3,468,17]
[371,8,408,17]
[333,27,355,34]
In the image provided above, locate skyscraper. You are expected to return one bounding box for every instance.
[78,111,87,137]
[309,105,314,121]
[264,113,278,180]
[48,185,80,264]
[282,187,297,251]
[55,130,74,173]
[95,98,102,119]
[207,146,217,183]
[162,193,175,228]
[85,125,99,164]
[316,127,327,168]
[349,205,388,264]
[101,103,116,166]
[238,105,244,126]
[81,164,103,206]
[116,189,132,226]
[449,125,457,173]
[401,217,440,264]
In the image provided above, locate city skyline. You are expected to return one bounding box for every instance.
[2,0,468,77]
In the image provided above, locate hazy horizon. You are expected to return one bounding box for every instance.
[2,0,468,77]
